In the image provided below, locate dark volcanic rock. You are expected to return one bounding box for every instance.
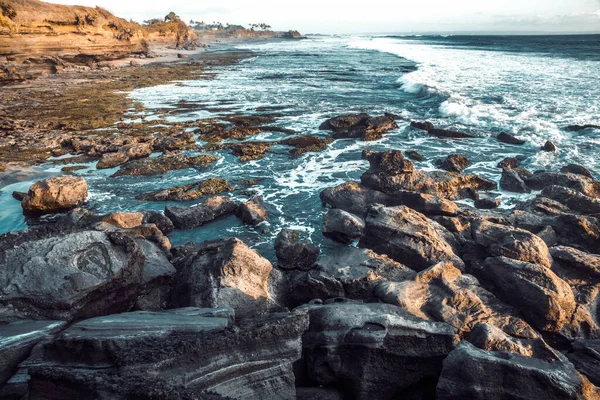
[170,238,275,316]
[275,229,320,271]
[111,153,218,177]
[550,246,600,278]
[567,339,600,386]
[497,132,525,145]
[526,170,600,198]
[376,261,536,339]
[301,301,457,400]
[497,156,522,169]
[27,308,308,400]
[360,150,496,200]
[475,198,501,209]
[541,185,600,215]
[165,196,237,229]
[561,164,594,179]
[0,320,66,387]
[11,191,26,201]
[436,154,471,172]
[358,204,464,271]
[136,178,233,202]
[406,150,425,161]
[319,113,370,131]
[564,124,600,132]
[322,208,365,244]
[437,341,597,400]
[482,256,576,334]
[429,128,474,139]
[500,168,531,193]
[319,113,397,141]
[21,176,88,215]
[236,195,270,226]
[541,140,557,152]
[0,230,174,322]
[410,121,434,132]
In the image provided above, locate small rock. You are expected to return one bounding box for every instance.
[497,132,525,145]
[429,128,474,139]
[436,154,471,172]
[561,164,593,178]
[11,191,26,201]
[236,195,270,226]
[541,140,557,152]
[410,121,434,132]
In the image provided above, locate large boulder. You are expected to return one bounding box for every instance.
[21,176,88,215]
[360,150,496,200]
[526,170,600,198]
[482,257,576,334]
[27,308,308,400]
[375,261,537,339]
[541,185,600,215]
[0,230,175,322]
[358,204,464,271]
[550,246,600,279]
[500,168,531,193]
[165,196,237,229]
[322,208,365,244]
[170,238,275,317]
[300,301,457,400]
[0,320,66,388]
[275,229,320,271]
[472,220,552,268]
[437,341,598,400]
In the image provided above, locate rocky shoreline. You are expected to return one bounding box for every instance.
[1,105,600,398]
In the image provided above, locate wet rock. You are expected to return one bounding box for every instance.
[410,121,434,132]
[165,196,237,229]
[0,320,67,387]
[437,341,597,400]
[27,308,308,400]
[322,208,365,244]
[275,229,320,271]
[497,132,526,145]
[21,176,88,215]
[429,128,474,139]
[0,230,174,322]
[376,261,536,338]
[482,256,576,333]
[11,191,26,201]
[526,170,600,198]
[112,153,218,177]
[475,198,501,209]
[296,387,344,400]
[281,135,333,155]
[228,141,272,161]
[170,238,275,316]
[497,156,522,169]
[142,210,174,235]
[236,195,270,226]
[406,150,425,161]
[154,132,195,152]
[301,301,457,400]
[541,185,600,215]
[561,164,594,179]
[361,150,496,200]
[436,154,471,172]
[358,204,464,271]
[565,124,600,132]
[136,178,233,201]
[319,113,397,141]
[472,220,552,268]
[500,167,531,193]
[550,246,600,279]
[541,140,557,152]
[96,142,152,169]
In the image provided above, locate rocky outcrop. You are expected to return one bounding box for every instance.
[319,113,397,141]
[526,170,600,198]
[300,301,457,400]
[21,176,88,214]
[236,195,270,226]
[137,178,233,201]
[112,153,218,177]
[358,204,464,271]
[322,208,365,243]
[27,308,308,399]
[165,196,237,229]
[436,154,471,172]
[170,238,276,316]
[275,229,320,271]
[437,341,598,400]
[360,150,496,200]
[0,230,174,322]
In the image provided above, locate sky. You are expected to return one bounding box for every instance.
[46,0,600,34]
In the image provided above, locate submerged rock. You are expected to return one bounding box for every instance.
[111,153,218,177]
[165,196,237,229]
[170,238,275,317]
[27,308,308,400]
[410,121,434,132]
[21,176,88,215]
[429,128,474,139]
[497,132,525,145]
[136,178,233,201]
[275,229,320,271]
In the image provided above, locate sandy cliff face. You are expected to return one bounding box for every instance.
[0,0,147,82]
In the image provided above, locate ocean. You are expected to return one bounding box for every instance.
[2,34,599,258]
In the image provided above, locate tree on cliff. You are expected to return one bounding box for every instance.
[164,12,180,22]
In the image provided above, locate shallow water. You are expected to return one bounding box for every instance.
[2,34,599,259]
